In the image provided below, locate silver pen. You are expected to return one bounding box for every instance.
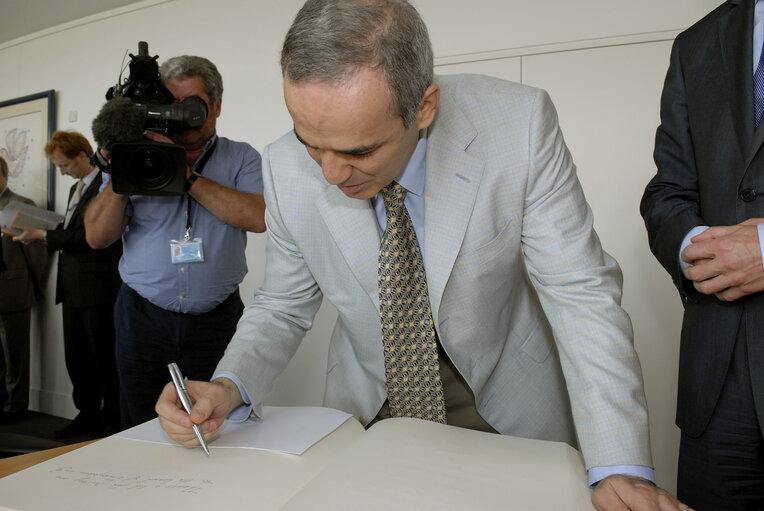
[168,362,210,456]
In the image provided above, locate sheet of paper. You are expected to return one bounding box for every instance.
[116,406,352,455]
[0,199,63,235]
[0,417,365,511]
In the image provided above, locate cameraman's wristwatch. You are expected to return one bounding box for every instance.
[186,171,202,190]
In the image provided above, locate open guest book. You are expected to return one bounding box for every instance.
[0,406,593,510]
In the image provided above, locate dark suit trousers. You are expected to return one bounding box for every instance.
[0,309,31,412]
[114,284,244,428]
[62,301,119,422]
[678,316,764,509]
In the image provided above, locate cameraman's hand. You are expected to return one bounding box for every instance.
[143,130,193,178]
[155,378,243,447]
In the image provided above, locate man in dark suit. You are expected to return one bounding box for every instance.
[642,0,764,507]
[15,131,122,437]
[0,157,47,423]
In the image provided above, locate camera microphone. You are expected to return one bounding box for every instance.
[95,41,204,196]
[92,97,146,152]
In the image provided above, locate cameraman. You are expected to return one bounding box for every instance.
[85,55,265,428]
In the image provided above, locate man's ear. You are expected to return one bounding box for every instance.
[416,83,440,130]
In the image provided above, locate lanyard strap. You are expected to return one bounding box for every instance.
[185,138,218,240]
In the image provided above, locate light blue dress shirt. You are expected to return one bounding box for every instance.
[105,135,263,314]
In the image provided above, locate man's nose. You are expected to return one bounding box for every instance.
[321,151,352,185]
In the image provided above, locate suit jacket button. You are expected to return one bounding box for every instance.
[740,188,757,202]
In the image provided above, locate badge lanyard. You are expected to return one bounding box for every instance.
[171,138,218,265]
[184,138,218,241]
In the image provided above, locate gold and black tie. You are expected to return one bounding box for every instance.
[378,182,446,424]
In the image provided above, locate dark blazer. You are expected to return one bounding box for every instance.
[46,171,122,308]
[0,189,47,313]
[641,0,764,437]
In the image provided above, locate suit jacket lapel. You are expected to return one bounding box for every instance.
[423,90,484,321]
[723,0,763,170]
[67,172,101,228]
[317,183,381,309]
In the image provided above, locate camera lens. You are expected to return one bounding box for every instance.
[125,147,173,191]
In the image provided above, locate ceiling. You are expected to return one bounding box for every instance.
[0,0,144,45]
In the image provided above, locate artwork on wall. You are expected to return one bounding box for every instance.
[0,90,56,210]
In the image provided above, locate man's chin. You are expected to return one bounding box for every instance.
[339,183,375,199]
[171,134,206,152]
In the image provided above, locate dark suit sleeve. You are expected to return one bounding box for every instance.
[640,37,706,299]
[45,223,88,253]
[46,179,99,253]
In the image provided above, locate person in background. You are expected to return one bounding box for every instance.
[15,131,122,438]
[85,55,266,428]
[642,0,764,508]
[0,157,46,424]
[157,2,686,509]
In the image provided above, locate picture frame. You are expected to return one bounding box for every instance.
[0,90,56,210]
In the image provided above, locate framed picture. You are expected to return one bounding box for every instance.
[0,90,56,210]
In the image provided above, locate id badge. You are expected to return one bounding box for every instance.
[170,237,205,264]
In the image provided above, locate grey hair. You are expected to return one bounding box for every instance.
[0,157,7,178]
[281,0,433,128]
[160,55,224,105]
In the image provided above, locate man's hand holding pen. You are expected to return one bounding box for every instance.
[156,376,243,448]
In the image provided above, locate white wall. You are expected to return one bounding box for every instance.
[0,0,722,493]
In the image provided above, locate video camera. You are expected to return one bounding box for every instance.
[93,41,207,195]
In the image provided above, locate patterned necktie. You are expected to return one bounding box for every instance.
[754,32,764,127]
[64,180,85,228]
[378,182,446,424]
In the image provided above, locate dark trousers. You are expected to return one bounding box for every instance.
[114,284,243,428]
[0,309,30,413]
[677,325,764,510]
[62,301,120,426]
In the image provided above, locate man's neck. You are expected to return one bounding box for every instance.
[186,134,217,168]
[186,149,204,167]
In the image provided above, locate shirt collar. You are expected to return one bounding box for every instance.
[394,132,428,197]
[203,133,218,153]
[81,167,99,187]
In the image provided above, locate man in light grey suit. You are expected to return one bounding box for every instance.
[156,1,683,508]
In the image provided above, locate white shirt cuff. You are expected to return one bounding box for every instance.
[588,465,655,487]
[679,225,709,273]
[212,371,262,422]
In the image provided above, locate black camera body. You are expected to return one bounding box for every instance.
[110,141,188,196]
[100,41,207,196]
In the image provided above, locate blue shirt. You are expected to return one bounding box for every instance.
[371,135,428,243]
[118,135,263,314]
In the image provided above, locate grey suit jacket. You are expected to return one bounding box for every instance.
[218,74,651,469]
[641,0,764,437]
[0,189,47,312]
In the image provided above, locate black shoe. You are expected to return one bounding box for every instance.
[52,412,102,439]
